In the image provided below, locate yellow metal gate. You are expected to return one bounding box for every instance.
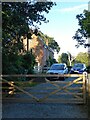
[1,73,87,104]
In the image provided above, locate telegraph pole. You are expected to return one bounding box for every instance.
[88,2,90,119]
[88,1,90,67]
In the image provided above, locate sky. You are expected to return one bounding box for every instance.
[37,1,89,59]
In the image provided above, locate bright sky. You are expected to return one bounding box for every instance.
[38,1,89,59]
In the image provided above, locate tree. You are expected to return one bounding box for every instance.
[57,55,61,63]
[46,56,57,66]
[73,10,90,48]
[67,51,76,66]
[22,51,36,74]
[39,31,60,53]
[75,52,88,66]
[58,53,68,65]
[2,1,56,74]
[2,2,56,51]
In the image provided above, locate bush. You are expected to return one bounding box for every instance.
[2,51,36,81]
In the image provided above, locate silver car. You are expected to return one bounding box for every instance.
[46,63,68,80]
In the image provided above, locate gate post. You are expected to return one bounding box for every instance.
[88,74,90,98]
[83,72,87,104]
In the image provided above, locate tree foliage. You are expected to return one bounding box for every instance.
[39,32,60,53]
[58,52,89,67]
[75,52,88,66]
[58,53,69,65]
[73,10,90,48]
[2,2,56,41]
[46,56,57,66]
[2,1,55,74]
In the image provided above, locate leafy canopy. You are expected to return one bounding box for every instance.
[2,1,56,42]
[73,10,90,48]
[2,1,55,74]
[58,53,69,65]
[39,31,60,53]
[75,52,88,66]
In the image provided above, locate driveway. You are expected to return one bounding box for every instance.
[2,102,88,118]
[2,77,88,119]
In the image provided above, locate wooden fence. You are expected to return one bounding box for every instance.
[1,73,88,104]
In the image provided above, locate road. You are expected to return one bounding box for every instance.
[2,77,89,119]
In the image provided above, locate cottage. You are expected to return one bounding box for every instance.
[22,33,54,72]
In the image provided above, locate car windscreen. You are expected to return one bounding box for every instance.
[73,64,84,68]
[50,65,65,70]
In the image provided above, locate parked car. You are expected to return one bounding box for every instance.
[70,63,87,74]
[46,63,68,81]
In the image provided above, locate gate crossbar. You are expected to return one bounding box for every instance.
[2,79,39,102]
[40,77,83,102]
[45,77,83,100]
